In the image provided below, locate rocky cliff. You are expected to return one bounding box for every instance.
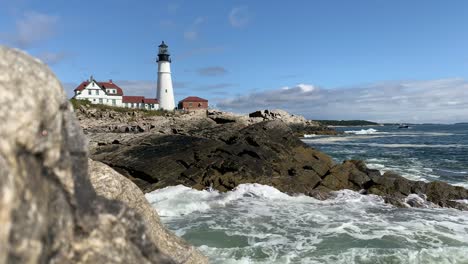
[0,46,206,263]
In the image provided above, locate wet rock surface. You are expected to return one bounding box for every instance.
[0,46,206,263]
[92,121,335,194]
[91,118,468,210]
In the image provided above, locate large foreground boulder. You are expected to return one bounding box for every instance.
[88,159,208,263]
[0,46,202,263]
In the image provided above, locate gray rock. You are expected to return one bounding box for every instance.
[88,159,208,264]
[92,120,335,194]
[0,46,178,263]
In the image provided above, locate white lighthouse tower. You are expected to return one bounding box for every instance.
[156,41,175,110]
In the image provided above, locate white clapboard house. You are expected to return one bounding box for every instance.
[73,76,159,110]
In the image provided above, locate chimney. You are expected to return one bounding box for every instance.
[109,79,113,83]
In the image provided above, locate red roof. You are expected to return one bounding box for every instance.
[122,96,145,103]
[180,96,208,103]
[74,80,124,96]
[143,98,158,104]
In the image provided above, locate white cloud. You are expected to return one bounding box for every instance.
[216,78,468,123]
[159,20,177,29]
[183,30,198,40]
[184,16,205,41]
[229,6,250,28]
[11,11,58,48]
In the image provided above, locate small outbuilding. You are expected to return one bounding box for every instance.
[178,96,208,110]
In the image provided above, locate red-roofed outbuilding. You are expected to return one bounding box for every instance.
[178,96,208,110]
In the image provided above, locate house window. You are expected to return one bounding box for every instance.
[112,99,116,106]
[131,103,134,108]
[99,98,103,104]
[165,89,167,93]
[88,90,92,95]
[188,102,192,107]
[96,90,99,95]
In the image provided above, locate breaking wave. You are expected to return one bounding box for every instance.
[345,128,379,134]
[146,184,468,264]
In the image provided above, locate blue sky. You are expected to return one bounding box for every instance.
[1,0,468,122]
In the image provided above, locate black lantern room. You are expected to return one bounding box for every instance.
[157,41,171,62]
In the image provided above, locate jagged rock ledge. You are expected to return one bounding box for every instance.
[75,104,339,150]
[91,119,468,210]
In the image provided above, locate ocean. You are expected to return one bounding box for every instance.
[146,124,468,264]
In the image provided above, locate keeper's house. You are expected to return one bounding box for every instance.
[73,76,159,110]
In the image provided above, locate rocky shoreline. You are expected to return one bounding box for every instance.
[73,90,468,211]
[90,117,468,210]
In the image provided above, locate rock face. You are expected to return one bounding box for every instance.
[92,121,334,194]
[88,159,208,264]
[76,107,338,152]
[315,160,468,210]
[92,119,468,210]
[249,109,311,123]
[248,109,339,136]
[0,46,204,263]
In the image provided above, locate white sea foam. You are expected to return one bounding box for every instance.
[147,184,468,263]
[303,134,316,138]
[302,130,458,146]
[302,136,356,143]
[344,128,379,134]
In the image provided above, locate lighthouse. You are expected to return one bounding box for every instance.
[156,41,175,110]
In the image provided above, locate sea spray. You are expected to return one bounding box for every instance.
[344,128,379,134]
[146,184,468,264]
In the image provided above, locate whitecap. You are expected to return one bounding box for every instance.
[147,184,468,263]
[344,128,379,135]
